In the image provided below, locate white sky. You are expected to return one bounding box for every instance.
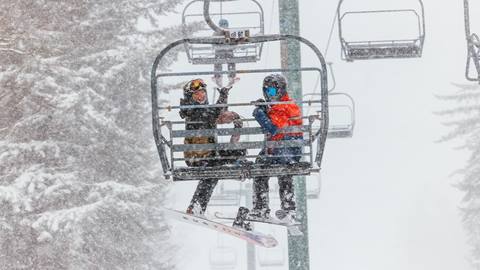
[159,0,477,269]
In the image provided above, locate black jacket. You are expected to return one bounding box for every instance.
[179,90,229,131]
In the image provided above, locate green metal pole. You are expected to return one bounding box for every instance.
[245,184,256,270]
[278,1,310,270]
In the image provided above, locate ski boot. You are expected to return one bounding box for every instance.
[186,202,204,216]
[232,207,253,231]
[248,208,271,222]
[275,209,298,225]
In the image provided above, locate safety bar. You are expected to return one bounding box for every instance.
[172,139,310,152]
[171,126,311,138]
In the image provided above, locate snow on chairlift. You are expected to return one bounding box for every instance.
[182,0,264,65]
[337,0,426,61]
[209,246,237,270]
[464,0,480,83]
[151,37,329,182]
[304,92,355,139]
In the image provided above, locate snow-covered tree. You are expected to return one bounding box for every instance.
[0,1,194,269]
[438,84,480,269]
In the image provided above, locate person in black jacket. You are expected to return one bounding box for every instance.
[180,79,244,215]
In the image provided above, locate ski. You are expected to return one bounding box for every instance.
[214,211,303,236]
[162,207,278,248]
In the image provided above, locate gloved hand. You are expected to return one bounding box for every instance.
[216,86,232,95]
[253,98,268,112]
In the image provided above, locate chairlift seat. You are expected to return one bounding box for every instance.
[188,43,262,65]
[343,40,422,61]
[328,124,354,138]
[172,162,314,181]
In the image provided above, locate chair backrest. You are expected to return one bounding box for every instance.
[159,100,321,174]
[182,0,265,65]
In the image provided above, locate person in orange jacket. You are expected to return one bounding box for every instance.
[238,74,303,227]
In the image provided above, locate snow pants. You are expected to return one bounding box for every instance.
[189,179,218,213]
[252,148,298,213]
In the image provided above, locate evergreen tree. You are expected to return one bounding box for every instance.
[438,84,480,269]
[0,1,196,269]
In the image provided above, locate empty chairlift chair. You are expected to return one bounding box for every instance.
[337,0,426,61]
[304,92,355,139]
[182,0,264,65]
[464,0,480,83]
[209,246,237,270]
[151,36,329,182]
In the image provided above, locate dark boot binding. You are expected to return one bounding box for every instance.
[232,207,252,231]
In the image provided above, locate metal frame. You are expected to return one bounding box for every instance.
[304,92,355,139]
[182,0,265,65]
[151,35,329,181]
[337,0,426,61]
[464,0,480,83]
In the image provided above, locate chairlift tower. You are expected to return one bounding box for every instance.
[278,0,310,269]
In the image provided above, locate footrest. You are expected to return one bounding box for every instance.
[345,42,422,60]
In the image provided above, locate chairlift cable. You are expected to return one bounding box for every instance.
[264,0,277,69]
[323,6,339,60]
[220,0,223,19]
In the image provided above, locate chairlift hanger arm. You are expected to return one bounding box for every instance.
[200,0,265,34]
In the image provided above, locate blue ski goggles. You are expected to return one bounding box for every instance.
[265,86,278,97]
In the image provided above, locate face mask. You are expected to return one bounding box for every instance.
[265,86,278,97]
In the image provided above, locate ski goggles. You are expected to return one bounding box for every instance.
[265,86,278,97]
[190,79,206,91]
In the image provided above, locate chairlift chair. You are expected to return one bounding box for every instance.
[151,35,329,182]
[304,92,355,139]
[182,0,265,65]
[337,0,426,61]
[464,0,480,83]
[257,241,285,267]
[209,246,237,270]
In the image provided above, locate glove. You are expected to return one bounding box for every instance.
[216,86,232,95]
[253,98,268,112]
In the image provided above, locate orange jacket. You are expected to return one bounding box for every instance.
[268,94,303,141]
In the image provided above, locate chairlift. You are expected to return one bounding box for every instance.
[304,92,355,139]
[152,37,329,181]
[182,0,265,66]
[337,0,426,61]
[464,0,480,83]
[209,246,237,270]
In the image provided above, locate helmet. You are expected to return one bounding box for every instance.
[218,18,229,28]
[262,74,287,101]
[183,79,208,103]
